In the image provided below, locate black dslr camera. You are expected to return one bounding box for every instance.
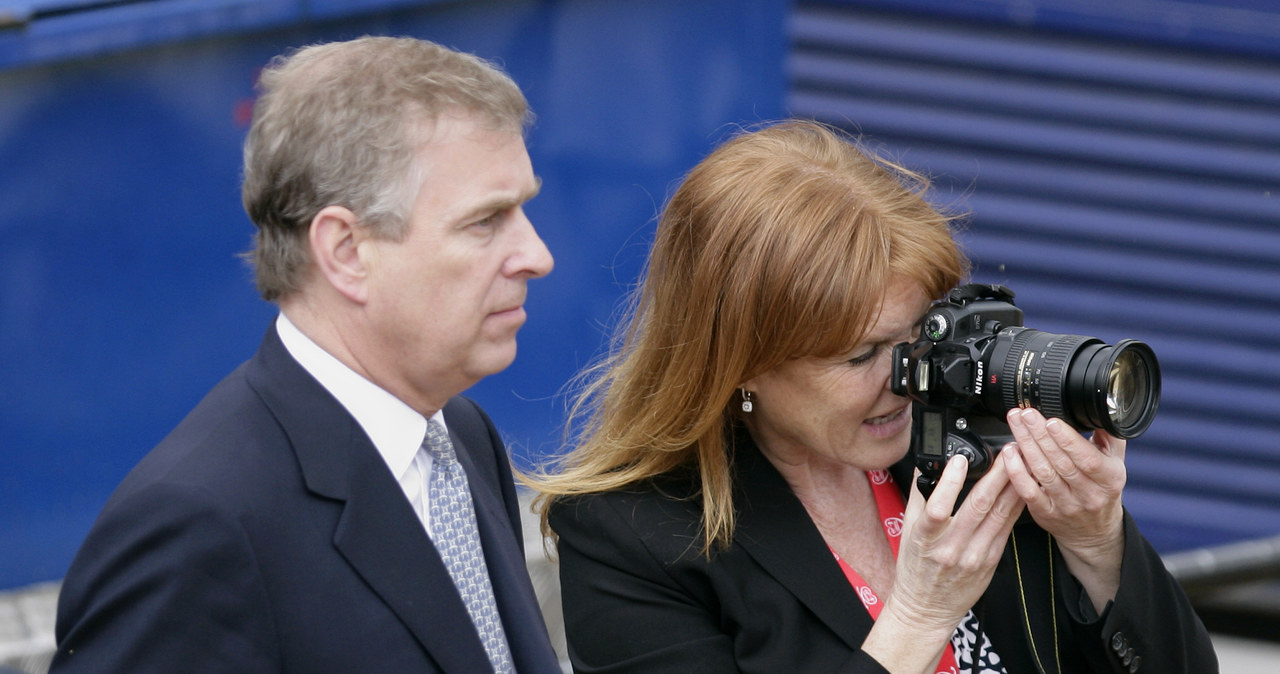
[890,284,1161,497]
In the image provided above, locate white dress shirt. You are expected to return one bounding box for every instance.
[275,313,441,535]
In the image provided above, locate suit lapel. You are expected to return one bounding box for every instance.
[245,325,493,672]
[444,399,561,673]
[732,438,875,651]
[331,449,493,672]
[444,401,519,556]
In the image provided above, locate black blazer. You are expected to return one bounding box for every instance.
[550,435,1217,673]
[53,324,560,673]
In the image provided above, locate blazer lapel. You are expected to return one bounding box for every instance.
[246,325,493,672]
[732,438,875,651]
[444,399,561,673]
[444,402,520,560]
[331,449,494,672]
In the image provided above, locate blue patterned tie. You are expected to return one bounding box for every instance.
[423,419,515,673]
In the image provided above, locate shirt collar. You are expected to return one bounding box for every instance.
[275,312,443,481]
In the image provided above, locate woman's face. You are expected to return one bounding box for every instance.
[743,283,931,473]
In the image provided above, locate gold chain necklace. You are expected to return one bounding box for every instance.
[1012,529,1061,674]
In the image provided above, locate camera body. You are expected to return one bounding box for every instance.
[891,284,1160,497]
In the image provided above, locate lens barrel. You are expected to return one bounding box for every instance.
[994,329,1160,439]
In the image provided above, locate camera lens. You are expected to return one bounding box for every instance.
[994,330,1160,439]
[1075,339,1161,438]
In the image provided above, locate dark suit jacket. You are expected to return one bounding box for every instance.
[550,433,1217,673]
[53,324,560,673]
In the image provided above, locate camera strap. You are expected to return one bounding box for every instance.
[1011,528,1060,674]
[830,469,961,674]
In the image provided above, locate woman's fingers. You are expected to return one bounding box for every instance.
[1007,409,1074,488]
[1005,408,1126,498]
[956,461,1024,564]
[1001,441,1051,509]
[924,454,970,521]
[1002,408,1127,561]
[898,455,1016,624]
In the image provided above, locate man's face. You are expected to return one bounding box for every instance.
[358,114,553,412]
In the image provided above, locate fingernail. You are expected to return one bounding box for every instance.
[1001,444,1017,464]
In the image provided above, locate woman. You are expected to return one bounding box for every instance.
[529,121,1215,673]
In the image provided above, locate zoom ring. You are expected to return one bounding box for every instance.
[1036,339,1078,420]
[999,331,1086,419]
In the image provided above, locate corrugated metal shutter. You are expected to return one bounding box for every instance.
[788,1,1280,553]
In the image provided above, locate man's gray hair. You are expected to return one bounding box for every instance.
[241,36,530,302]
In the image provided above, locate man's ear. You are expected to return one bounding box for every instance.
[309,205,369,304]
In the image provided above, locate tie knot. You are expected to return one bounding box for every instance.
[423,419,458,467]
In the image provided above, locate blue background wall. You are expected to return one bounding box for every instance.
[3,0,1279,592]
[0,0,788,589]
[792,0,1280,557]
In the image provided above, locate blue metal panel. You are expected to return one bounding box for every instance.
[0,1,492,70]
[0,0,303,67]
[806,0,1280,59]
[0,0,789,589]
[790,2,1280,553]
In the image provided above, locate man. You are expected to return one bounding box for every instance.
[52,36,560,673]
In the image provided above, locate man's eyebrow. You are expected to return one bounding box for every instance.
[460,177,542,221]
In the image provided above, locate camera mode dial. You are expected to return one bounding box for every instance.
[924,313,950,342]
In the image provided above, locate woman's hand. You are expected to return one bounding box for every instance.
[1002,407,1127,611]
[863,454,1023,672]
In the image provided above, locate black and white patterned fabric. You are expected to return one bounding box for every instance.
[950,608,1007,674]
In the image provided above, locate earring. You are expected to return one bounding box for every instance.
[741,389,754,413]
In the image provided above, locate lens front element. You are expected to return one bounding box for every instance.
[995,330,1161,439]
[1091,339,1160,437]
